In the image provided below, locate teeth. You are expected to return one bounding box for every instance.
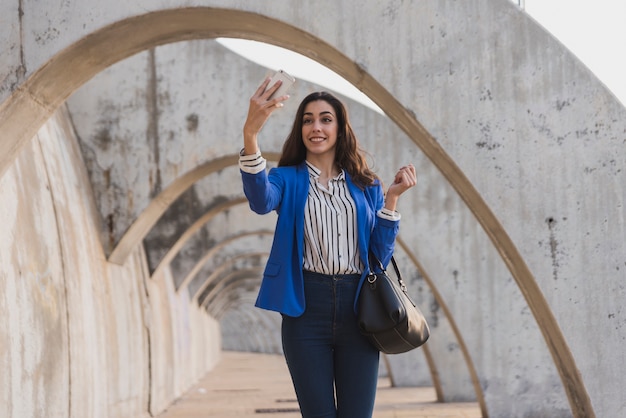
[310,137,324,142]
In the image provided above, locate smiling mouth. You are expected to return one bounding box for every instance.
[309,137,325,142]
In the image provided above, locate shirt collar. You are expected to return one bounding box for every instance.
[305,161,345,181]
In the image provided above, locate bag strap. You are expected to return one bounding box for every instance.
[368,250,415,306]
[390,256,401,280]
[368,250,403,286]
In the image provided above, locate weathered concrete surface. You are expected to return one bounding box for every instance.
[0,118,69,418]
[147,265,221,415]
[66,40,294,257]
[38,108,150,417]
[0,1,625,417]
[0,108,222,418]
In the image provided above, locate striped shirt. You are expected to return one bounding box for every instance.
[239,149,401,275]
[303,162,362,274]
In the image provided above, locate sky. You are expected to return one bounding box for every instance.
[218,1,626,109]
[525,0,626,106]
[216,39,383,112]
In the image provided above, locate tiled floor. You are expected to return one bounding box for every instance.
[158,351,482,418]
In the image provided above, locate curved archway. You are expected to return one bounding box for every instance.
[0,6,593,416]
[202,266,265,312]
[195,252,268,304]
[200,266,264,308]
[150,197,250,277]
[178,230,274,293]
[109,152,280,265]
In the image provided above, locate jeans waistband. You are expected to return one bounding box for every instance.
[303,270,361,281]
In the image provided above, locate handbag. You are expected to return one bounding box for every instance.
[357,251,430,354]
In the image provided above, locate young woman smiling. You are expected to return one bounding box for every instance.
[240,78,416,418]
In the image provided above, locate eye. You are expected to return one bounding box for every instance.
[322,117,333,123]
[302,118,313,125]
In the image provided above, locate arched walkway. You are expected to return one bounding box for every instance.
[3,2,623,417]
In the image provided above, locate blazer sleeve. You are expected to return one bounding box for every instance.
[367,182,399,268]
[241,167,285,215]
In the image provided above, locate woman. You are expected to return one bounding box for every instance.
[239,77,416,418]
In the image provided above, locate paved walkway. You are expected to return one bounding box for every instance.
[158,351,482,418]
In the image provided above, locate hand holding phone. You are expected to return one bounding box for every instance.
[243,70,296,155]
[266,70,296,100]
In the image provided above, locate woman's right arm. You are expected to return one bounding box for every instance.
[240,78,290,214]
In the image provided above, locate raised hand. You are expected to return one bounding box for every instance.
[384,164,417,211]
[242,78,290,155]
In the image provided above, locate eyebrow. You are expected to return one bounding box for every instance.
[303,111,334,117]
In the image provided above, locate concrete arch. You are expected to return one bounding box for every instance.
[108,152,280,265]
[0,7,295,179]
[150,196,249,277]
[195,252,268,304]
[0,5,602,416]
[130,152,278,277]
[212,290,263,321]
[204,269,264,315]
[178,230,274,293]
[200,266,264,310]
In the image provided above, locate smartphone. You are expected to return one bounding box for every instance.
[266,69,296,99]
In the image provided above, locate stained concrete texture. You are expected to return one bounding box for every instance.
[0,109,221,418]
[0,1,625,418]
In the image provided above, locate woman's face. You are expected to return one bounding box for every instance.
[301,100,339,161]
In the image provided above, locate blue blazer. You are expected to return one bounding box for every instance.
[241,162,399,317]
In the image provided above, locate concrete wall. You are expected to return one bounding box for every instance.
[0,108,221,418]
[1,1,625,417]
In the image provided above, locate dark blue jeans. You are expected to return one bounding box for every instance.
[282,271,380,418]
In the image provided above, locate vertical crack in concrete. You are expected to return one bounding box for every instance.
[17,0,27,80]
[547,217,559,281]
[146,48,162,197]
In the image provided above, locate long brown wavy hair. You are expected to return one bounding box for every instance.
[278,91,378,188]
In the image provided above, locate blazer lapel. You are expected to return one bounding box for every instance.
[294,163,309,262]
[345,173,372,267]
